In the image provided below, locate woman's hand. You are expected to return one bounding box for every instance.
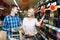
[11,28,16,32]
[39,21,44,27]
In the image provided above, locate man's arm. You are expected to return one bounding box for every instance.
[2,17,11,31]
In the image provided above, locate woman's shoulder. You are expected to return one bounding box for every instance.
[33,18,37,20]
[23,17,28,20]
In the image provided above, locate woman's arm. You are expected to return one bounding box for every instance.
[35,14,46,26]
[39,14,46,26]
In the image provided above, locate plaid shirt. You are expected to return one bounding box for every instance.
[2,14,20,38]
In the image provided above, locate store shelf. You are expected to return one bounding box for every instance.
[44,24,60,32]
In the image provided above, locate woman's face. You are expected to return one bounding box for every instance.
[27,12,33,17]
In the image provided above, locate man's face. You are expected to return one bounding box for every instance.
[12,7,18,14]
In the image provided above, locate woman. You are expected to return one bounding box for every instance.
[22,8,45,40]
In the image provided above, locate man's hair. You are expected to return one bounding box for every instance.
[10,5,18,10]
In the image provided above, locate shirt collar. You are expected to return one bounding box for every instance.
[10,14,16,17]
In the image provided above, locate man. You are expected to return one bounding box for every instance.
[2,5,20,40]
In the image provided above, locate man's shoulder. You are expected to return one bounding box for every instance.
[5,15,10,18]
[3,15,10,21]
[16,16,19,17]
[16,15,20,19]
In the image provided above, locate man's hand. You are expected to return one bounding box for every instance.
[11,28,16,32]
